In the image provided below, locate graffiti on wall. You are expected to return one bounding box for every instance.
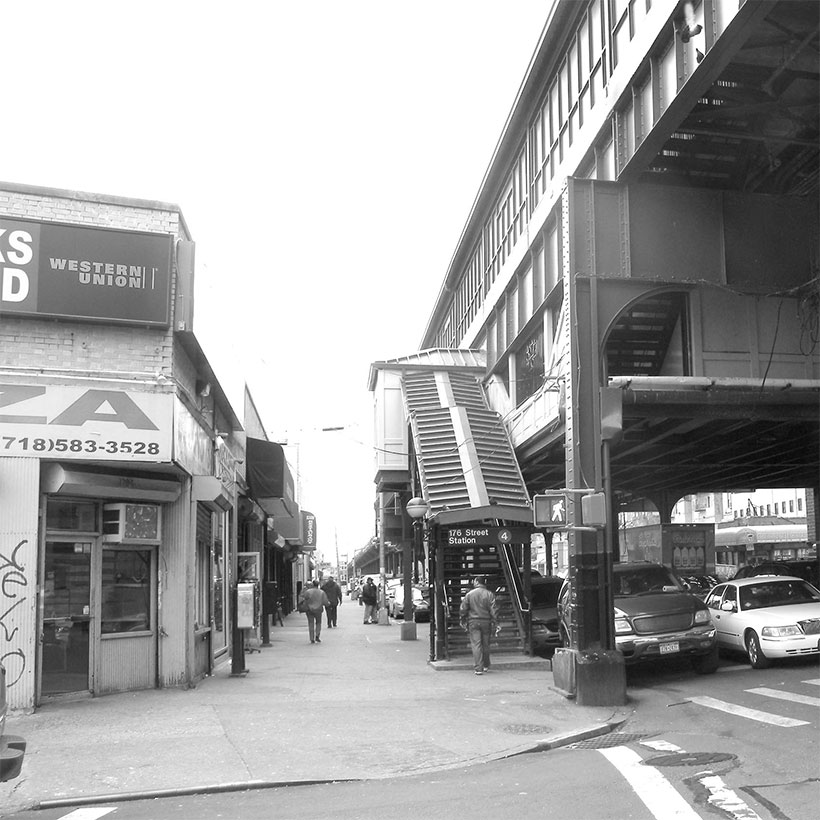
[0,538,27,687]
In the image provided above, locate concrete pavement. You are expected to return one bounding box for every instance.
[0,598,629,815]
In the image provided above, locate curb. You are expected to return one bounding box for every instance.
[33,720,624,811]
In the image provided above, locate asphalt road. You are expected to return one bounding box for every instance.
[5,654,817,820]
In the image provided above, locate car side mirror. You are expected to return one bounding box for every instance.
[720,600,736,612]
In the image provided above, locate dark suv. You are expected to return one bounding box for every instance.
[732,559,819,588]
[1,661,26,782]
[558,562,719,674]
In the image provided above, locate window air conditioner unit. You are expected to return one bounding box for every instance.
[102,503,161,544]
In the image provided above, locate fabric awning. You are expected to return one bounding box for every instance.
[246,437,296,515]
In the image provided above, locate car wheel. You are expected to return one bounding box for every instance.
[691,644,719,675]
[745,630,771,669]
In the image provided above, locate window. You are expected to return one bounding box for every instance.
[789,500,794,513]
[101,548,152,633]
[519,266,533,326]
[46,500,97,532]
[195,536,210,630]
[798,498,803,512]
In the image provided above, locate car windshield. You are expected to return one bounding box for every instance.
[739,579,820,610]
[531,583,561,608]
[614,566,680,596]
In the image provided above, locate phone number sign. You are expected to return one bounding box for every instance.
[0,383,172,462]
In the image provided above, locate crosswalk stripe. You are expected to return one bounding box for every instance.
[599,746,702,819]
[700,774,763,820]
[745,686,820,708]
[57,809,117,820]
[641,739,682,752]
[689,695,809,727]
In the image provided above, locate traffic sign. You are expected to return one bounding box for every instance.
[533,492,570,528]
[444,526,534,546]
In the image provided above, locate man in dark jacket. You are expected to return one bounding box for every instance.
[321,576,343,628]
[359,577,378,624]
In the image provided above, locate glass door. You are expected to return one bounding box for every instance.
[42,541,92,695]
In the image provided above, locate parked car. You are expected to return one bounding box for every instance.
[530,576,564,653]
[680,574,720,599]
[390,586,430,622]
[704,575,820,668]
[732,559,819,588]
[1,661,26,782]
[557,562,719,674]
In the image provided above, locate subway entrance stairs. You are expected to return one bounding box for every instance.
[441,542,529,659]
[397,350,537,662]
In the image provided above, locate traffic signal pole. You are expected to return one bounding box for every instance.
[553,266,625,706]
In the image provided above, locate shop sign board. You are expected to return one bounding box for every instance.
[444,526,534,546]
[0,216,172,325]
[303,511,317,547]
[0,383,172,461]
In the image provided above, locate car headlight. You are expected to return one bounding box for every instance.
[693,609,711,625]
[761,625,801,638]
[614,607,632,634]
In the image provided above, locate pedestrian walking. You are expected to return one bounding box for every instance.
[321,575,343,628]
[297,580,330,643]
[459,575,500,675]
[359,577,378,623]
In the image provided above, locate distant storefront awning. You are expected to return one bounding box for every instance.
[192,475,232,512]
[276,509,317,550]
[246,437,297,517]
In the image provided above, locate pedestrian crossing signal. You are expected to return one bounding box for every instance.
[533,492,569,528]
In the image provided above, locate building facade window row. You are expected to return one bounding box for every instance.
[431,0,720,363]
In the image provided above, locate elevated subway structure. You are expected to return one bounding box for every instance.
[373,0,820,703]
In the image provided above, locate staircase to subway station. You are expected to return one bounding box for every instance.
[440,542,528,659]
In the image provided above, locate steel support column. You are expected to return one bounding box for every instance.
[557,186,626,705]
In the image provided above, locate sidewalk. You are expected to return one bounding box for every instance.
[1,602,629,814]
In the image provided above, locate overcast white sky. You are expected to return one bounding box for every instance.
[3,1,549,561]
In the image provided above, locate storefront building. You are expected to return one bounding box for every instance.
[0,182,258,710]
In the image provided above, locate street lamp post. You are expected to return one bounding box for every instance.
[404,497,429,641]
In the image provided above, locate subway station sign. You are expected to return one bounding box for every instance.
[0,383,173,461]
[0,216,172,325]
[444,526,535,546]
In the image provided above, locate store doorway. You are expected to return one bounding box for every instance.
[42,541,92,695]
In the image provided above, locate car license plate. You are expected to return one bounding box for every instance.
[659,642,679,655]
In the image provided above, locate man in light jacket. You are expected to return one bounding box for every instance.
[459,576,500,675]
[298,580,330,644]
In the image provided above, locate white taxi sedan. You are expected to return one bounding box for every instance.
[704,576,820,668]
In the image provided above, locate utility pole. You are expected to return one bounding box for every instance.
[335,527,341,578]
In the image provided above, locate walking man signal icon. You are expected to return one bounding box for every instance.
[532,492,570,529]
